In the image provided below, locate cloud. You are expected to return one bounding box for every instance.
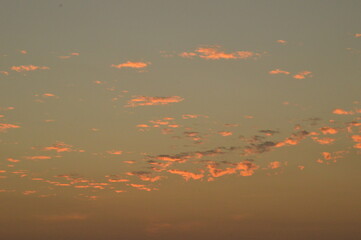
[276,39,287,44]
[11,65,49,72]
[268,161,281,169]
[319,127,338,135]
[0,71,9,76]
[218,131,233,136]
[259,130,279,136]
[182,114,207,119]
[128,183,154,191]
[179,45,260,60]
[354,33,361,38]
[41,142,74,153]
[332,109,354,115]
[167,169,204,181]
[269,69,290,75]
[293,71,312,79]
[0,123,20,132]
[107,150,123,155]
[111,61,150,69]
[26,155,52,160]
[125,96,184,107]
[312,137,335,145]
[126,171,162,182]
[58,52,80,59]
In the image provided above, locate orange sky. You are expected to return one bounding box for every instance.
[0,1,360,239]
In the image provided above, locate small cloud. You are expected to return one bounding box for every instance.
[11,65,49,72]
[218,131,233,136]
[179,45,261,60]
[125,96,184,107]
[107,150,123,155]
[26,155,52,160]
[111,61,150,69]
[269,69,290,75]
[277,39,287,44]
[293,71,312,79]
[0,123,20,132]
[332,108,354,115]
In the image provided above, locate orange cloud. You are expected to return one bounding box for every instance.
[277,39,287,44]
[320,127,338,135]
[126,171,162,182]
[111,61,149,69]
[182,114,207,119]
[7,158,20,163]
[167,169,204,181]
[126,96,184,107]
[42,93,57,97]
[23,190,37,195]
[354,33,361,38]
[269,69,290,75]
[0,71,9,75]
[352,135,361,148]
[20,50,27,54]
[26,155,52,160]
[42,142,73,153]
[11,65,49,72]
[332,108,354,115]
[107,150,123,155]
[179,46,259,60]
[293,71,312,79]
[218,131,233,136]
[128,183,153,191]
[0,123,20,132]
[268,161,281,169]
[312,137,335,145]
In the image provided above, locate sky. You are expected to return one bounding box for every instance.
[0,1,361,239]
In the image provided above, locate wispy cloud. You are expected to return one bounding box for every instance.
[293,71,312,79]
[179,45,260,60]
[125,96,184,107]
[269,69,290,75]
[11,65,49,72]
[111,61,150,69]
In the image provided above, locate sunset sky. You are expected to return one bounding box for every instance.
[1,1,361,239]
